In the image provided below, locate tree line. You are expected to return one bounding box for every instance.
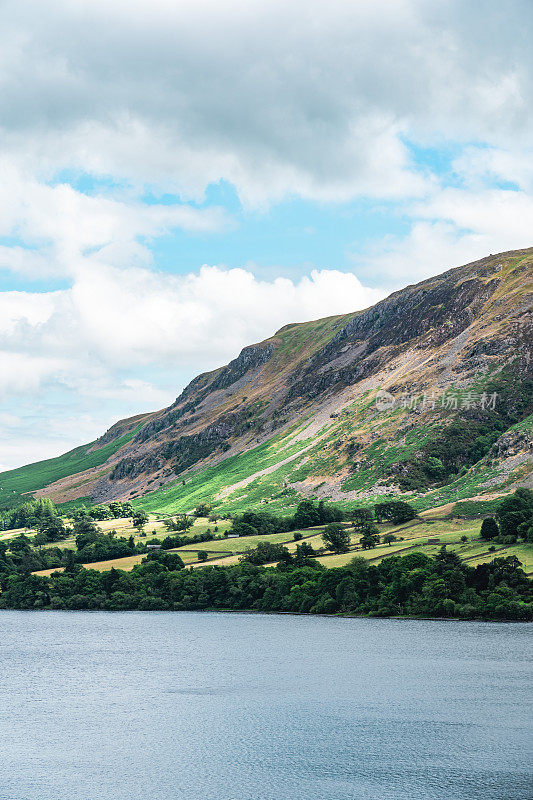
[0,545,530,620]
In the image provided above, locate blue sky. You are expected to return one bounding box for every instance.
[0,0,532,470]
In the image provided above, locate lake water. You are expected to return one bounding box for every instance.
[0,612,531,800]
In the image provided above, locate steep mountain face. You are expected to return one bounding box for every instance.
[4,247,532,513]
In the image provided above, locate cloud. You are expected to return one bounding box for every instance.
[0,0,532,470]
[351,184,533,283]
[0,161,232,278]
[1,0,530,205]
[0,262,383,380]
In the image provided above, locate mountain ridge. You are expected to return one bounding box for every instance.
[2,246,532,514]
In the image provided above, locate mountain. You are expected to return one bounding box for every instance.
[2,247,532,515]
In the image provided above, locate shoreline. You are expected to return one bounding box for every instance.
[1,607,530,623]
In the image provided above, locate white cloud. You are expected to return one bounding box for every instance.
[0,160,231,278]
[0,0,530,205]
[0,351,70,399]
[0,0,532,470]
[414,188,533,243]
[452,147,533,193]
[0,263,383,379]
[352,185,533,283]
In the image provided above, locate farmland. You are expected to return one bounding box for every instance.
[27,509,532,577]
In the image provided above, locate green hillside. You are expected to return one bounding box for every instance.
[0,427,141,509]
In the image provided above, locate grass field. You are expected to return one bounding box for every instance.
[24,511,533,577]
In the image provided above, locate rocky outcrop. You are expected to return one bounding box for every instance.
[490,429,533,460]
[207,343,274,391]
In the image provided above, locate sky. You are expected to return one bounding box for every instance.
[0,0,532,471]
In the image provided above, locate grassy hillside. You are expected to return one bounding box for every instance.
[0,426,143,509]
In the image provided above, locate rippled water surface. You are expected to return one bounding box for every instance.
[0,612,531,800]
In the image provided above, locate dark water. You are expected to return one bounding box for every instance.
[0,612,531,800]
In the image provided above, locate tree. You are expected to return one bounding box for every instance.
[293,500,320,529]
[132,509,149,533]
[194,503,212,518]
[231,522,258,538]
[317,500,343,524]
[496,489,533,539]
[382,533,397,546]
[350,508,374,529]
[197,550,208,562]
[89,505,112,521]
[122,502,134,518]
[73,517,99,550]
[108,502,123,518]
[63,549,77,573]
[322,523,350,553]
[374,501,416,525]
[164,515,194,532]
[359,522,380,549]
[9,535,33,554]
[240,542,291,565]
[294,542,316,563]
[480,517,499,541]
[144,551,185,570]
[33,531,49,548]
[39,516,67,543]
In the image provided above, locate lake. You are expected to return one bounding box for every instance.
[0,612,531,800]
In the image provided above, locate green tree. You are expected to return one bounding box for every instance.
[39,516,67,543]
[63,549,77,573]
[122,502,134,518]
[194,503,212,518]
[480,517,499,540]
[132,509,149,533]
[33,531,49,548]
[197,550,208,562]
[322,523,350,553]
[240,541,292,565]
[496,489,533,538]
[293,500,320,529]
[73,517,99,550]
[350,508,374,529]
[382,533,397,546]
[359,522,380,549]
[9,535,32,554]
